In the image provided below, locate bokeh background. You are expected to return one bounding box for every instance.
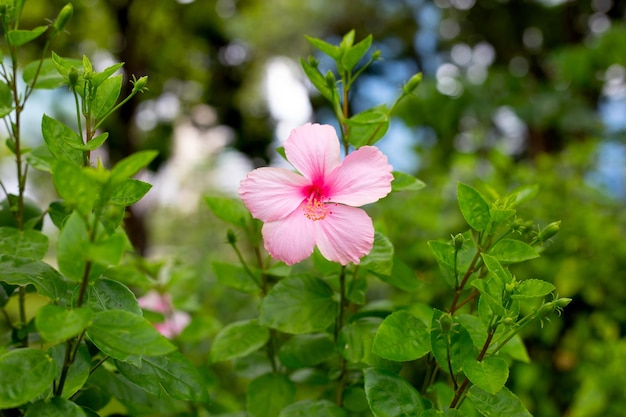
[3,0,626,415]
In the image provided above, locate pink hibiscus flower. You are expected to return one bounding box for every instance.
[238,123,393,265]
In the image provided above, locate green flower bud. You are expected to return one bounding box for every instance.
[131,75,149,93]
[502,317,514,326]
[68,66,79,88]
[438,313,453,334]
[324,70,336,89]
[505,281,518,293]
[226,229,237,245]
[451,233,464,250]
[537,297,571,319]
[52,3,73,34]
[538,221,561,242]
[403,72,422,95]
[372,50,382,60]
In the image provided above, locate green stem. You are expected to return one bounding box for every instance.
[448,249,481,314]
[449,328,497,408]
[229,240,262,290]
[93,91,138,131]
[18,287,27,347]
[54,340,74,396]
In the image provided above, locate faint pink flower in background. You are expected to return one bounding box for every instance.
[138,290,191,338]
[239,123,393,265]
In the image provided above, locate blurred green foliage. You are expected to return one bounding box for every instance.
[6,0,626,416]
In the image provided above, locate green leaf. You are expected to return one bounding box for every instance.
[338,317,380,365]
[487,239,539,263]
[427,238,477,288]
[49,343,90,398]
[489,207,516,224]
[247,373,295,417]
[0,81,12,117]
[507,184,539,208]
[0,227,48,259]
[210,319,269,363]
[346,106,389,148]
[457,183,491,231]
[364,367,424,417]
[53,162,100,215]
[0,348,57,408]
[280,400,347,417]
[51,53,83,81]
[0,254,69,301]
[300,58,334,102]
[472,276,507,317]
[23,59,71,89]
[374,258,422,292]
[108,178,152,206]
[204,196,251,228]
[278,333,336,368]
[212,261,259,293]
[87,232,127,266]
[467,386,532,417]
[463,357,509,395]
[343,34,373,71]
[66,132,109,151]
[347,277,366,304]
[305,35,341,59]
[42,114,84,166]
[24,398,87,417]
[57,212,101,282]
[87,278,142,315]
[510,279,555,300]
[481,253,512,285]
[110,150,158,182]
[430,309,474,375]
[116,351,210,403]
[26,145,55,173]
[391,171,426,192]
[361,232,394,275]
[86,310,176,363]
[7,26,47,46]
[36,305,93,343]
[260,275,337,334]
[92,74,122,120]
[92,63,124,88]
[89,366,179,415]
[372,310,430,361]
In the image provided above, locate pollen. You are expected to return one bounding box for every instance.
[304,197,329,221]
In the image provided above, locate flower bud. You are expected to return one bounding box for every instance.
[68,66,79,88]
[131,75,149,93]
[438,313,453,334]
[502,317,514,326]
[403,72,422,95]
[226,229,237,245]
[537,221,561,242]
[451,233,464,250]
[371,50,382,61]
[505,280,518,294]
[52,3,73,34]
[537,297,571,318]
[324,70,336,89]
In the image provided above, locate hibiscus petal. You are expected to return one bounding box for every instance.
[263,205,316,265]
[324,145,393,206]
[285,123,341,183]
[239,167,309,222]
[315,204,375,265]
